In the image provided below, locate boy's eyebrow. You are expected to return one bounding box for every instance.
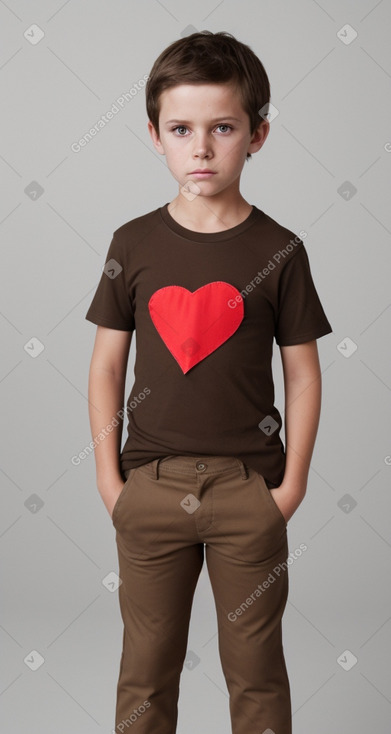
[164,116,243,125]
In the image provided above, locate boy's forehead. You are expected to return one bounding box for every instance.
[159,83,245,120]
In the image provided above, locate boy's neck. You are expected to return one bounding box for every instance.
[167,195,253,233]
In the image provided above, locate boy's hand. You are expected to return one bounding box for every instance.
[108,480,127,519]
[98,477,126,518]
[269,483,306,524]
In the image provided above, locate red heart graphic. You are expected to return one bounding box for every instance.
[148,281,244,373]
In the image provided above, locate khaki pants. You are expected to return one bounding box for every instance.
[111,455,292,734]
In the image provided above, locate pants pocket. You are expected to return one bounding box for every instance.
[255,471,287,528]
[111,469,137,527]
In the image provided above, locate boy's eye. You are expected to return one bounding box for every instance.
[171,124,233,136]
[216,124,232,133]
[172,126,187,136]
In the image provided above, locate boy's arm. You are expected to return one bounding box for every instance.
[87,325,133,517]
[272,340,323,523]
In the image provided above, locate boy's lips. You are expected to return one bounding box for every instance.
[189,169,216,174]
[189,170,217,178]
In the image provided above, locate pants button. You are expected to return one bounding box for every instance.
[196,462,207,471]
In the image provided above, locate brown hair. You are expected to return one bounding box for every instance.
[145,30,270,160]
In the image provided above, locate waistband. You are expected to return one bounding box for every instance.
[127,455,249,481]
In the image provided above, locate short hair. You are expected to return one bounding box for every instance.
[145,30,271,160]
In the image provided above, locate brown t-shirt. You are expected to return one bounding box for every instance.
[85,203,333,486]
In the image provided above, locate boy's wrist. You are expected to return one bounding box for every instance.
[97,475,127,518]
[280,463,309,495]
[97,470,125,492]
[280,476,308,495]
[270,484,306,524]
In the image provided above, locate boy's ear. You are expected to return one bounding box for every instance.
[148,120,165,155]
[247,119,270,156]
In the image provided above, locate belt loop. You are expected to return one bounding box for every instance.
[151,458,162,480]
[235,458,248,480]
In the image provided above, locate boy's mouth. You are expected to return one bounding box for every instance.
[189,170,216,177]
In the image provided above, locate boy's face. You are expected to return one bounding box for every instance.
[148,83,269,198]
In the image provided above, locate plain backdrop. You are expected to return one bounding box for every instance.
[1,1,390,733]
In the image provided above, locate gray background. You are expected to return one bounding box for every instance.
[1,1,390,732]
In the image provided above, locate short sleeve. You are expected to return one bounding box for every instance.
[275,244,332,346]
[85,234,135,331]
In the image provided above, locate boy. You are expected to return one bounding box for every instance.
[85,30,332,734]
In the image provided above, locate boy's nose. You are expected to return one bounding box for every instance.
[193,152,212,160]
[192,136,212,157]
